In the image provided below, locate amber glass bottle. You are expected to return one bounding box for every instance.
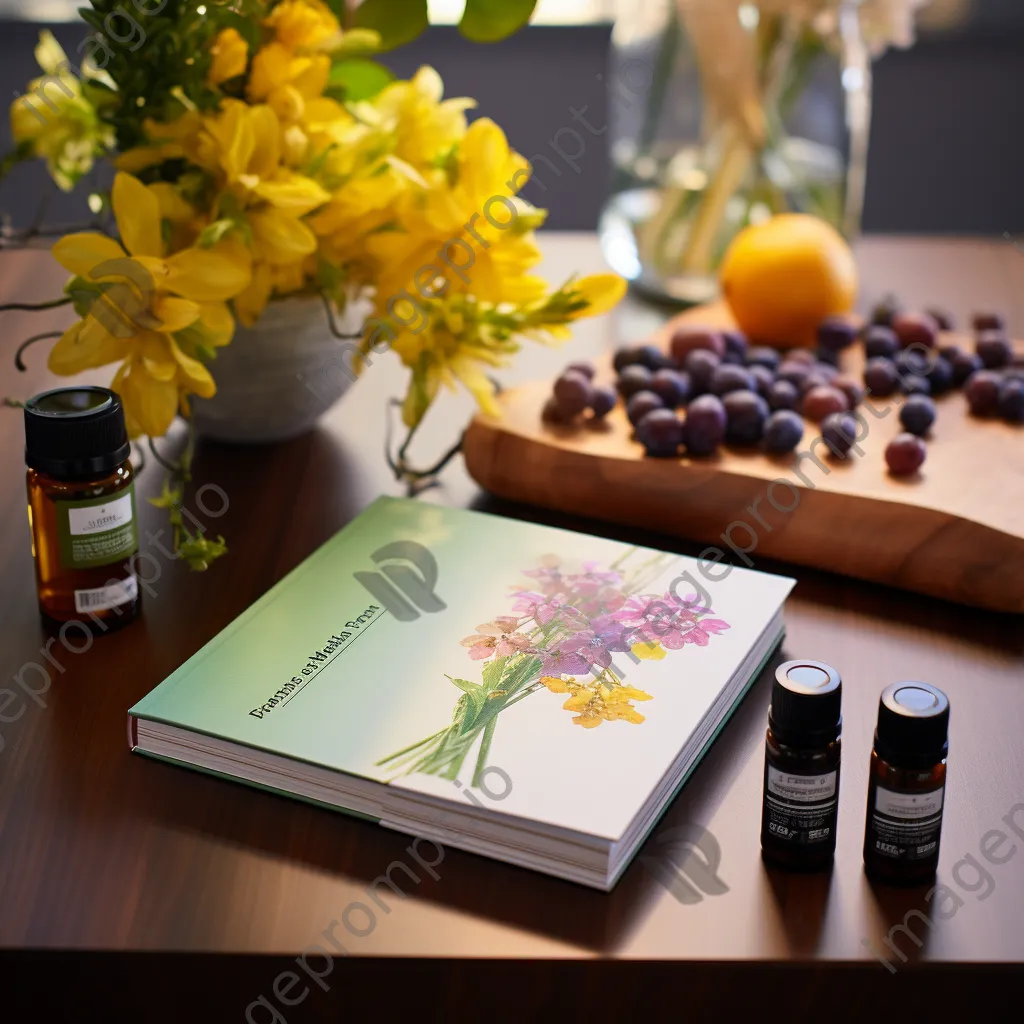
[863,682,949,886]
[25,387,140,629]
[761,660,842,871]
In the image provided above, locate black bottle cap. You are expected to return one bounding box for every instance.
[24,387,131,480]
[769,660,842,745]
[874,682,949,767]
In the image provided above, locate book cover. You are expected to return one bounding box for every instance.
[130,497,794,846]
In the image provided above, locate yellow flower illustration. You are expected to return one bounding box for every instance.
[542,675,653,729]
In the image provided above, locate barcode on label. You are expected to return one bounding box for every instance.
[74,576,138,613]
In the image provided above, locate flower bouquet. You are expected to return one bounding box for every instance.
[3,0,625,568]
[378,549,730,789]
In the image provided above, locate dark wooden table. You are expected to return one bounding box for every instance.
[2,236,1023,1020]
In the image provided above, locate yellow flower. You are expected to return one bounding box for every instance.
[208,27,249,86]
[48,172,251,436]
[365,117,547,307]
[247,43,330,120]
[189,99,330,323]
[371,66,475,170]
[264,0,343,52]
[10,30,114,191]
[564,274,628,319]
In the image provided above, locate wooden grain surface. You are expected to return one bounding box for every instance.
[0,237,1022,1016]
[464,301,1024,611]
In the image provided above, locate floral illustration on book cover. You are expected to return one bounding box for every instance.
[378,547,730,789]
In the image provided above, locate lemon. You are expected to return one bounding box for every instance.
[720,214,858,348]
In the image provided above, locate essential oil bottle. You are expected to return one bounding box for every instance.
[25,387,140,629]
[863,682,949,886]
[761,660,842,871]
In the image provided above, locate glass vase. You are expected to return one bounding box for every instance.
[599,0,872,305]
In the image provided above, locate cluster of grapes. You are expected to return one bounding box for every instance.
[543,322,868,464]
[542,304,1021,477]
[864,306,1024,473]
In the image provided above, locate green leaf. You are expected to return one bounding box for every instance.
[459,0,537,42]
[354,0,428,51]
[197,218,238,248]
[448,676,484,697]
[328,58,394,101]
[481,656,508,692]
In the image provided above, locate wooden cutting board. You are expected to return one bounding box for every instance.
[463,302,1024,613]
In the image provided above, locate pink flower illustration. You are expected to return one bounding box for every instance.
[460,617,534,660]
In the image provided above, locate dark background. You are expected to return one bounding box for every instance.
[1,1,1023,234]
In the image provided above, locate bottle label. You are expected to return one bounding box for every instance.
[867,784,945,861]
[56,485,138,569]
[763,764,839,845]
[74,575,138,614]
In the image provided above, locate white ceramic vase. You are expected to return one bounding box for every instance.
[190,294,362,443]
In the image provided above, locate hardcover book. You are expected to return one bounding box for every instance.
[129,497,794,890]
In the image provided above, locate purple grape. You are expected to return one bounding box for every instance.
[617,364,653,398]
[684,349,721,394]
[746,346,781,372]
[768,379,799,411]
[895,347,932,380]
[893,312,938,350]
[817,316,858,352]
[670,327,725,365]
[749,364,776,399]
[864,358,899,398]
[721,329,749,365]
[723,391,769,445]
[710,364,756,396]
[926,308,955,331]
[899,394,936,436]
[864,326,900,360]
[976,332,1012,370]
[802,385,849,422]
[821,412,859,458]
[613,346,643,372]
[814,347,840,368]
[784,349,816,366]
[682,395,727,456]
[542,396,570,424]
[635,409,683,456]
[649,369,691,409]
[965,370,1002,416]
[886,433,927,476]
[553,371,593,416]
[900,375,931,397]
[950,351,982,387]
[972,311,1006,333]
[626,389,664,425]
[799,371,835,397]
[777,361,811,389]
[589,385,618,419]
[834,374,864,409]
[871,294,902,327]
[635,343,674,371]
[938,342,963,362]
[565,361,595,380]
[998,378,1024,423]
[763,410,804,453]
[924,355,954,395]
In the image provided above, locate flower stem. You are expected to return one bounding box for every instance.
[14,331,61,371]
[0,297,72,314]
[471,718,497,789]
